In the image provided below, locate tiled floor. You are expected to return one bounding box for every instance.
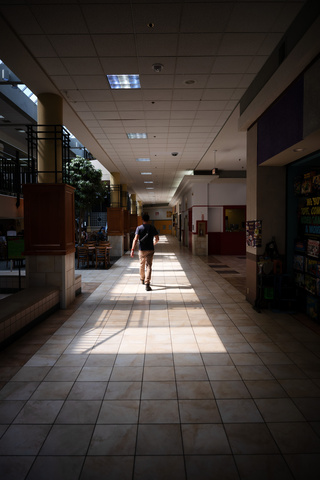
[1,235,320,479]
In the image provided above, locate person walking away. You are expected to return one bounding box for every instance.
[130,213,159,291]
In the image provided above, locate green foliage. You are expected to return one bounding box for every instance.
[69,156,105,214]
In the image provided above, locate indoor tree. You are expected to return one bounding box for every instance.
[68,156,106,245]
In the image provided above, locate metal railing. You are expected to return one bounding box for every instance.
[0,124,71,197]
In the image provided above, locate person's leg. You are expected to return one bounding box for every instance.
[139,250,147,283]
[145,251,154,285]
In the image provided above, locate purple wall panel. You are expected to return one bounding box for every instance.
[257,76,304,165]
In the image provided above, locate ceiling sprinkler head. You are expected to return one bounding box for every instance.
[152,63,163,73]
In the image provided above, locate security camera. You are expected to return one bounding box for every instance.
[171,152,178,156]
[152,63,163,73]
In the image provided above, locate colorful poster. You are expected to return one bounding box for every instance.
[246,220,262,248]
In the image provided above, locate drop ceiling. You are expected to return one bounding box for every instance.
[0,0,308,205]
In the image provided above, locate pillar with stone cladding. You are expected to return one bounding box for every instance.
[107,172,124,256]
[23,93,77,309]
[110,172,121,208]
[122,184,130,251]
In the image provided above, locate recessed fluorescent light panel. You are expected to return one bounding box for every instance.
[136,158,150,162]
[141,172,152,175]
[127,133,147,139]
[107,74,140,89]
[146,187,154,190]
[144,181,153,183]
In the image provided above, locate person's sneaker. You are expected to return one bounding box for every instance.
[141,279,145,285]
[145,284,152,291]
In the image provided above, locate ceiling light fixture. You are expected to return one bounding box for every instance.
[141,172,152,175]
[293,148,305,152]
[144,181,153,183]
[136,158,150,162]
[127,133,147,139]
[184,79,196,85]
[107,74,141,89]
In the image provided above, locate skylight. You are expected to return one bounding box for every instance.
[17,84,38,104]
[127,133,147,139]
[107,74,140,89]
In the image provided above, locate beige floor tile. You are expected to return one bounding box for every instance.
[81,456,134,480]
[234,454,293,480]
[13,400,63,424]
[134,456,185,480]
[0,424,51,455]
[185,455,239,480]
[141,381,177,399]
[97,400,139,424]
[210,380,251,399]
[136,424,183,455]
[27,456,84,480]
[181,424,230,454]
[217,399,264,423]
[139,399,180,423]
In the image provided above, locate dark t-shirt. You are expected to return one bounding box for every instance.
[135,224,158,251]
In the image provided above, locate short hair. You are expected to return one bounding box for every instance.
[142,213,149,222]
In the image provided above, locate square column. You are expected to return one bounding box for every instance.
[23,183,76,308]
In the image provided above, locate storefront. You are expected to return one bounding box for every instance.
[287,152,320,321]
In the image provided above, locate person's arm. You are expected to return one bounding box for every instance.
[154,235,159,245]
[130,234,139,257]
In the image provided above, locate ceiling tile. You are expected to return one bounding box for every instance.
[201,89,233,101]
[51,76,77,90]
[62,58,103,75]
[81,90,113,102]
[226,3,283,33]
[207,74,243,89]
[73,76,109,89]
[94,111,120,120]
[180,3,233,32]
[140,74,174,89]
[92,34,136,56]
[172,90,203,101]
[212,56,254,74]
[32,4,88,35]
[38,58,68,75]
[218,33,266,55]
[174,75,209,89]
[198,100,228,111]
[132,2,182,33]
[100,57,139,75]
[0,6,43,34]
[178,33,223,56]
[20,35,56,57]
[142,90,173,101]
[81,4,134,34]
[136,34,179,56]
[87,102,117,112]
[48,35,96,57]
[176,57,215,75]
